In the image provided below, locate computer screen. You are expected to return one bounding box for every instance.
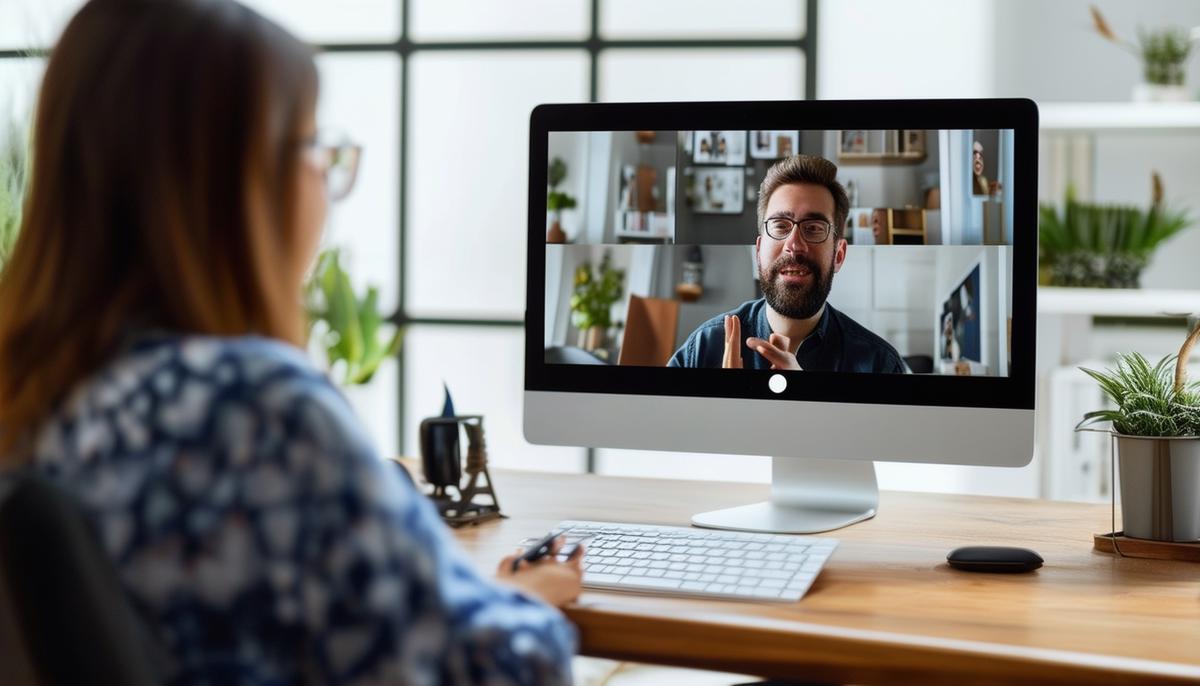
[524,100,1037,533]
[544,127,1013,378]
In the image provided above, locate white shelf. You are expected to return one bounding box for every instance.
[1038,102,1200,132]
[613,230,671,240]
[1038,286,1200,317]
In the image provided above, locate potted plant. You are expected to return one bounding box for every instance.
[305,248,402,386]
[546,156,576,244]
[0,118,26,271]
[1078,322,1200,542]
[569,250,623,353]
[1090,5,1200,102]
[1039,174,1191,288]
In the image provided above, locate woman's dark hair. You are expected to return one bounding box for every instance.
[0,0,318,458]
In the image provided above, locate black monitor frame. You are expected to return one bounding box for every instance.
[525,99,1038,411]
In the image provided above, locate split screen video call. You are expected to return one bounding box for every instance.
[544,129,1015,377]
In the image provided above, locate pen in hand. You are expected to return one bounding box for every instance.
[511,530,588,572]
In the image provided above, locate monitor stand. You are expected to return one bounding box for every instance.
[691,457,878,534]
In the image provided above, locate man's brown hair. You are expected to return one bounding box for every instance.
[756,154,850,239]
[0,0,317,459]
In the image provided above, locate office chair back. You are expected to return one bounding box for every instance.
[0,471,163,686]
[618,294,680,367]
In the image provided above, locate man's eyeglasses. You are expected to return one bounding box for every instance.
[762,216,833,243]
[304,134,362,202]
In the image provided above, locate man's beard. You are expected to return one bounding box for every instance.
[759,252,835,320]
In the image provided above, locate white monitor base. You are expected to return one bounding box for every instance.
[691,457,878,534]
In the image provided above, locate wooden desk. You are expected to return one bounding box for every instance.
[447,468,1200,685]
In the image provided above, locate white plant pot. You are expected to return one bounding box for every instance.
[1116,434,1200,542]
[1131,83,1191,103]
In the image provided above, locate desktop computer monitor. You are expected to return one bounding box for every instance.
[524,99,1037,534]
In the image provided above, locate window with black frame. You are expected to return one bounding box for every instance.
[0,0,816,476]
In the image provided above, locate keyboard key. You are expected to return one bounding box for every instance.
[622,577,683,590]
[585,572,626,584]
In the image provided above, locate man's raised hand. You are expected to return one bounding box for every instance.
[722,315,743,369]
[746,333,802,370]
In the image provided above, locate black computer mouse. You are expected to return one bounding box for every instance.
[946,546,1043,573]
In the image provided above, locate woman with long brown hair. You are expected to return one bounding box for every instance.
[0,0,581,682]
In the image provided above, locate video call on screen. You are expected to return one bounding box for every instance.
[543,129,1016,377]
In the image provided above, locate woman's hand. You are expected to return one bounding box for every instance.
[496,537,585,608]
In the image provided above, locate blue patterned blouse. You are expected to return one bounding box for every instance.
[32,334,576,685]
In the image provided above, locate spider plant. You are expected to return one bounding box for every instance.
[1078,351,1200,437]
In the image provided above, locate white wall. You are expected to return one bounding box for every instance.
[992,0,1200,103]
[818,0,996,100]
[818,0,1031,497]
[546,131,590,243]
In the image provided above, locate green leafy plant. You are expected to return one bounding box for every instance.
[569,250,624,332]
[546,157,576,213]
[1090,5,1199,86]
[1039,177,1191,288]
[305,249,402,385]
[0,119,27,270]
[1078,352,1200,437]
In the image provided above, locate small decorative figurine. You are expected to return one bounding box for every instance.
[416,386,503,527]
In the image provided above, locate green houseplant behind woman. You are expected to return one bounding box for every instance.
[0,0,582,683]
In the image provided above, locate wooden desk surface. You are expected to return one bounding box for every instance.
[444,467,1200,686]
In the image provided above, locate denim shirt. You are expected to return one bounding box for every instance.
[33,334,576,685]
[668,299,906,373]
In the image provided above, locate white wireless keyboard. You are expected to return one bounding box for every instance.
[522,519,838,602]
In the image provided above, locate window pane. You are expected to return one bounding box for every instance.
[240,0,401,44]
[601,0,805,39]
[410,0,589,41]
[406,51,588,319]
[600,49,804,102]
[0,58,45,125]
[0,0,81,50]
[315,53,401,315]
[340,359,400,460]
[403,325,587,473]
